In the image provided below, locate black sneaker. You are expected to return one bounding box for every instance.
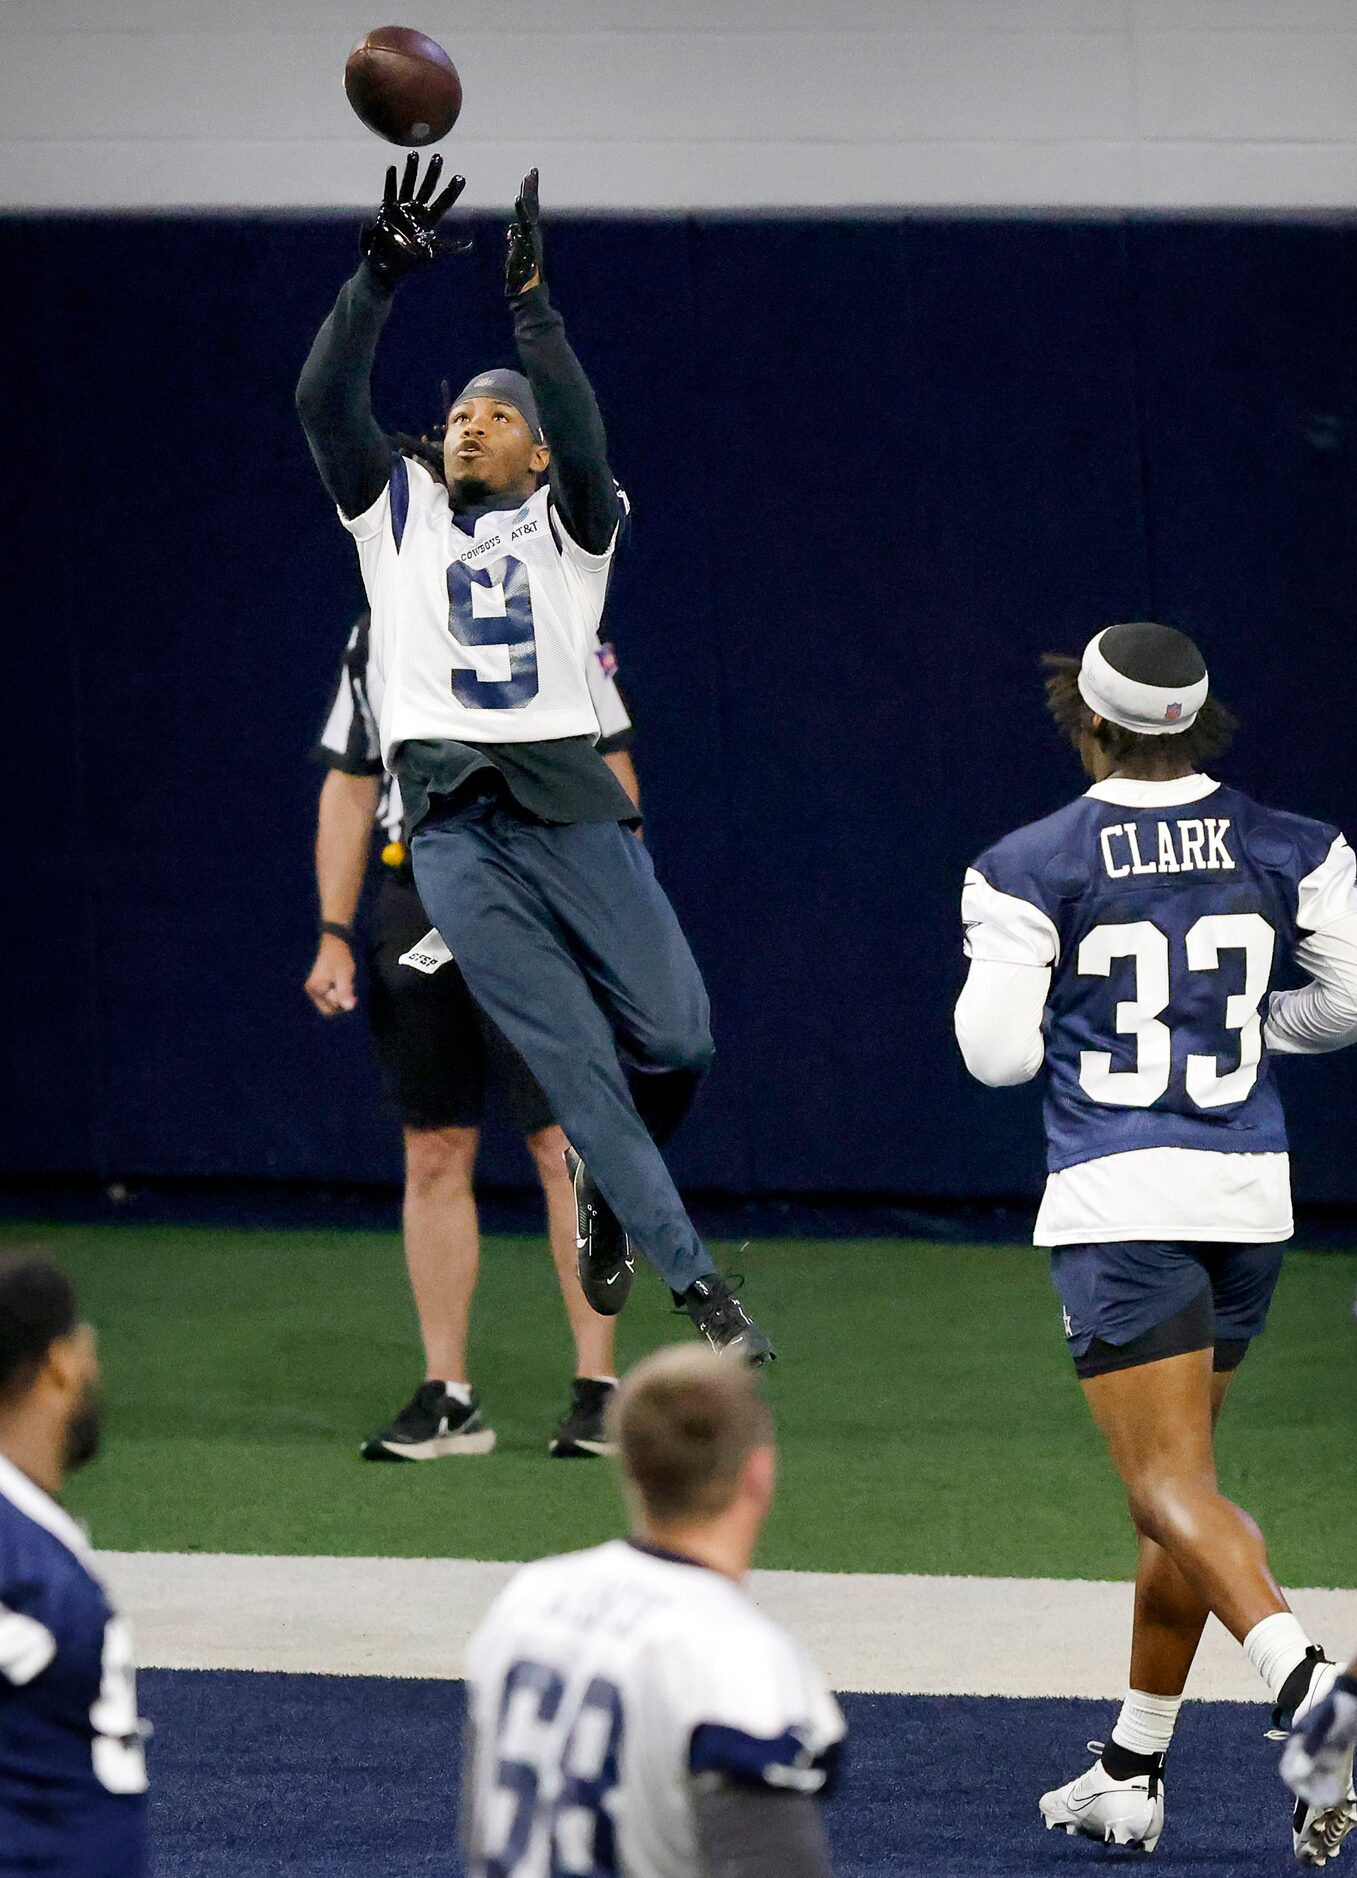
[549,1378,618,1459]
[360,1382,497,1462]
[564,1146,635,1317]
[679,1276,775,1366]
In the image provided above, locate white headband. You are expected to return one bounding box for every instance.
[1078,629,1208,737]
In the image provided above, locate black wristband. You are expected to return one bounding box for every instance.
[320,920,355,945]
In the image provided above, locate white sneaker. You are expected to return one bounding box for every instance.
[1288,1661,1357,1868]
[1040,1743,1165,1853]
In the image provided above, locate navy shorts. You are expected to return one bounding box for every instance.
[1049,1240,1285,1379]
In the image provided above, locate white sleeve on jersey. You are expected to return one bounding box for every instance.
[550,499,620,574]
[585,643,632,744]
[657,1611,845,1796]
[954,869,1053,1087]
[337,455,439,598]
[337,479,391,546]
[960,869,1060,967]
[337,472,398,630]
[0,1601,57,1685]
[1266,836,1357,1055]
[955,959,1049,1087]
[1296,835,1357,932]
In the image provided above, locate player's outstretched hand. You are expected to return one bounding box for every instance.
[505,167,544,297]
[1281,1673,1357,1811]
[360,152,470,291]
[304,935,359,1018]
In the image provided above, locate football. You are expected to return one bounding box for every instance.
[344,26,463,147]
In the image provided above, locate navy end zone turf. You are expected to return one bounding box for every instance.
[142,1671,1301,1876]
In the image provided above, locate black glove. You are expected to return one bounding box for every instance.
[505,168,544,298]
[360,153,469,291]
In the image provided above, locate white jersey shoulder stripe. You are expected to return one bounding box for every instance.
[1296,834,1357,933]
[962,868,1060,968]
[0,1602,58,1685]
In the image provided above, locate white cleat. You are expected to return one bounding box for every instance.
[1288,1662,1357,1868]
[1040,1744,1164,1853]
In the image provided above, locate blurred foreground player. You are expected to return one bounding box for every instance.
[306,610,637,1460]
[0,1257,148,1876]
[955,623,1357,1864]
[1286,1653,1357,1825]
[463,1346,843,1878]
[296,157,770,1363]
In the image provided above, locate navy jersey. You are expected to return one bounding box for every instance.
[963,775,1356,1243]
[0,1455,147,1877]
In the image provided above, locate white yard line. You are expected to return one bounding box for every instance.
[98,1552,1357,1701]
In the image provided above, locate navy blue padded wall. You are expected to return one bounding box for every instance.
[5,214,1356,1200]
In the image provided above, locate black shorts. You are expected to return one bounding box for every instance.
[365,872,556,1136]
[1049,1239,1285,1380]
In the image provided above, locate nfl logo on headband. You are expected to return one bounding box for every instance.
[447,368,545,441]
[1078,623,1210,738]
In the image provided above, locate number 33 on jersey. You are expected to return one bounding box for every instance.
[962,773,1357,1245]
[341,456,619,770]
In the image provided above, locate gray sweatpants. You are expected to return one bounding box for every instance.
[411,798,718,1294]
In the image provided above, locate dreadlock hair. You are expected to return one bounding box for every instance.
[1043,653,1238,778]
[392,375,455,485]
[392,424,448,486]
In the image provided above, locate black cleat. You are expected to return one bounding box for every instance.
[680,1275,775,1366]
[360,1382,497,1461]
[549,1378,617,1459]
[565,1146,635,1317]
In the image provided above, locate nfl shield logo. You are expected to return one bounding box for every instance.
[597,643,619,678]
[1165,701,1183,721]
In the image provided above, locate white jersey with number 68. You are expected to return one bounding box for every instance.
[342,458,616,769]
[464,1539,845,1878]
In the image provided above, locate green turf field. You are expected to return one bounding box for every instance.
[3,1222,1352,1585]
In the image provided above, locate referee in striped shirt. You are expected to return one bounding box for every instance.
[305,611,640,1462]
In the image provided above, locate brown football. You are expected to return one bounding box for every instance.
[344,26,462,148]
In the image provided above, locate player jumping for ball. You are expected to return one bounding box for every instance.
[955,622,1357,1865]
[296,158,771,1363]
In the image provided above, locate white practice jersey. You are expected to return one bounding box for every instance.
[341,458,617,767]
[464,1539,845,1878]
[315,611,633,845]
